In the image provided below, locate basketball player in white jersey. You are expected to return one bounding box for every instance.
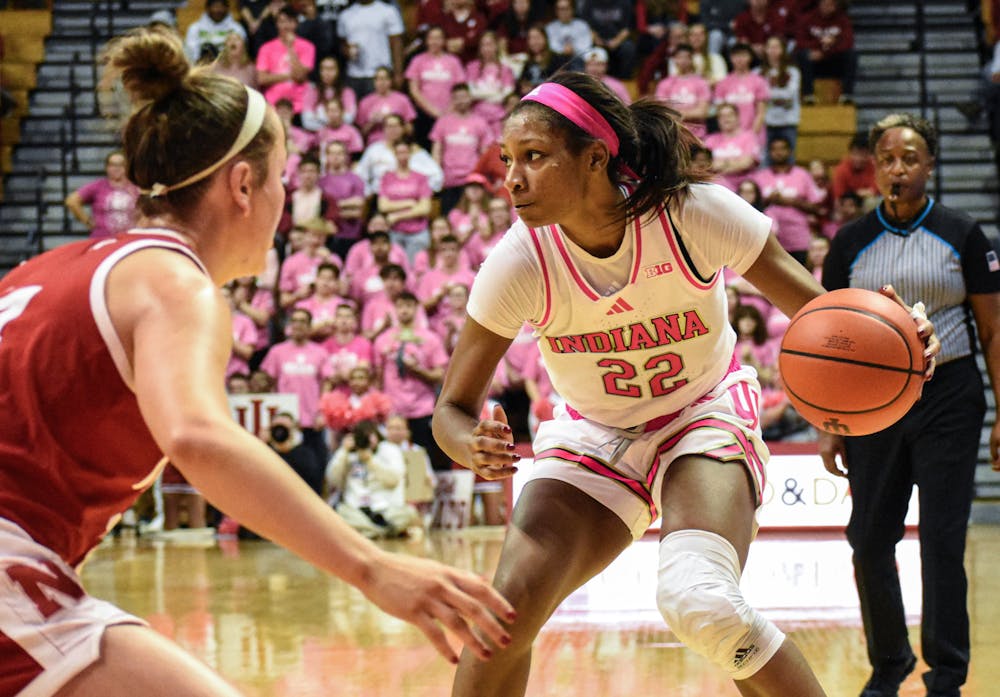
[433,72,939,697]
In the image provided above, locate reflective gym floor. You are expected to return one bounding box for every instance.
[81,526,1000,696]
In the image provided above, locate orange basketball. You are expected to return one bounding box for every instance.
[778,288,925,436]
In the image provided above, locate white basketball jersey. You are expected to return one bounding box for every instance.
[469,183,771,429]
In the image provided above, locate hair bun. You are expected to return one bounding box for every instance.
[102,26,190,107]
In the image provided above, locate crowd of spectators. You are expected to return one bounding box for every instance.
[96,0,874,532]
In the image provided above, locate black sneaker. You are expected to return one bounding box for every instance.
[859,655,917,697]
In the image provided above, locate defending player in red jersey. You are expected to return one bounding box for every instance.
[0,27,513,697]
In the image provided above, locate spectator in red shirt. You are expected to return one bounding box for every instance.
[441,0,489,64]
[830,132,877,205]
[795,0,857,104]
[732,0,787,61]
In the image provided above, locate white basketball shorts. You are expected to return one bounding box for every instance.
[0,518,145,697]
[529,365,769,540]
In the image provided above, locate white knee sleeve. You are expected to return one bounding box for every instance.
[656,530,785,680]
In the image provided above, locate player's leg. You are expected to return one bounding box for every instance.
[55,624,243,697]
[657,454,827,697]
[452,478,632,697]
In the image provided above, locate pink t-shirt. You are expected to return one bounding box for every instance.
[343,239,410,282]
[446,207,489,242]
[320,334,374,391]
[226,312,259,378]
[654,74,711,138]
[256,37,317,113]
[279,251,342,295]
[379,170,433,234]
[249,288,276,349]
[361,292,429,335]
[602,76,632,105]
[713,72,770,133]
[405,51,467,115]
[295,294,348,328]
[412,246,472,281]
[373,327,449,418]
[753,165,825,253]
[703,130,761,191]
[317,123,365,155]
[76,178,139,238]
[318,171,366,241]
[415,267,477,311]
[302,84,358,123]
[429,112,493,188]
[464,230,505,269]
[357,91,418,143]
[288,125,316,155]
[466,59,515,137]
[260,340,329,426]
[429,308,467,353]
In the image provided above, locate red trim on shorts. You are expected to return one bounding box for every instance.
[658,208,716,291]
[0,629,43,695]
[527,227,553,326]
[549,225,601,301]
[535,447,657,518]
[651,417,766,503]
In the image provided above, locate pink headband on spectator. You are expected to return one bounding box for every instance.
[522,82,621,156]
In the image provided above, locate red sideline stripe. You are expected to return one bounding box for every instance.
[0,629,43,696]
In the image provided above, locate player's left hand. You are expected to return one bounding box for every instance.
[467,403,519,480]
[879,284,939,381]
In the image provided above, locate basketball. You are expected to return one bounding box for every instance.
[778,288,925,436]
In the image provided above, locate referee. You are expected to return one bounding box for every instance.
[819,113,1000,697]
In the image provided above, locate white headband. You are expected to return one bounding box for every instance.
[142,86,268,198]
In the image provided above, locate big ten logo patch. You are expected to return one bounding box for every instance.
[643,261,673,278]
[229,393,301,436]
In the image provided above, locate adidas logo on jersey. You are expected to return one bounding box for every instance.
[605,297,634,315]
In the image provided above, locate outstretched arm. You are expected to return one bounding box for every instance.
[108,249,514,664]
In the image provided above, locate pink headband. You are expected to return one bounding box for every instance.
[521,82,620,156]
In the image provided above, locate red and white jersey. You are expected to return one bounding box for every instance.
[0,230,206,566]
[467,183,772,428]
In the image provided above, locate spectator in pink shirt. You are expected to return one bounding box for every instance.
[316,97,364,157]
[413,216,473,282]
[465,196,512,270]
[430,282,471,354]
[703,103,761,191]
[378,138,434,262]
[260,307,330,462]
[732,304,779,387]
[256,5,316,113]
[356,66,418,144]
[466,31,516,140]
[430,83,493,214]
[713,42,770,136]
[223,283,259,379]
[295,262,348,341]
[344,224,409,301]
[582,47,632,105]
[279,219,338,309]
[752,135,825,263]
[361,263,429,340]
[301,55,358,131]
[655,43,711,138]
[321,303,375,394]
[415,235,477,317]
[318,141,367,261]
[274,98,316,186]
[64,152,139,239]
[232,275,276,358]
[406,25,467,145]
[373,291,450,470]
[446,174,491,244]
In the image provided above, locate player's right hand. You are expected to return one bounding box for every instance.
[362,551,516,664]
[817,431,847,477]
[468,403,519,480]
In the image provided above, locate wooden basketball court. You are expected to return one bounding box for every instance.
[80,524,1000,696]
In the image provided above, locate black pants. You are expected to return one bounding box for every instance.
[797,48,858,97]
[408,414,452,471]
[845,357,984,694]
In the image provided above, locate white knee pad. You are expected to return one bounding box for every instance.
[656,530,785,680]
